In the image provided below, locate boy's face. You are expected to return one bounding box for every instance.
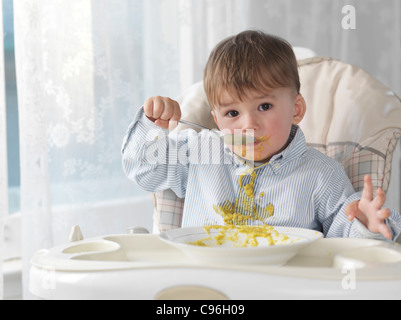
[212,87,306,163]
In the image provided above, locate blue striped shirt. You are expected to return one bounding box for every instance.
[122,108,401,241]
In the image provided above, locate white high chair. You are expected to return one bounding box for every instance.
[29,56,401,299]
[152,57,401,234]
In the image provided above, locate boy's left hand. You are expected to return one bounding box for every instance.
[345,175,392,239]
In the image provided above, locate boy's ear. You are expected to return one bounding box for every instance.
[212,110,219,127]
[293,94,306,125]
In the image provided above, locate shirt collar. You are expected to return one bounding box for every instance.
[269,125,307,172]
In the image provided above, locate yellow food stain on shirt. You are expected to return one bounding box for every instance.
[264,204,274,217]
[241,170,257,198]
[188,166,288,248]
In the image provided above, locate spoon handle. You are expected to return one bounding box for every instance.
[179,119,210,131]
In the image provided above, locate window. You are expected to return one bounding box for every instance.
[3,0,19,214]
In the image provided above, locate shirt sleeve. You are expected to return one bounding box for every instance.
[348,209,401,242]
[317,164,357,238]
[121,107,189,198]
[320,164,401,242]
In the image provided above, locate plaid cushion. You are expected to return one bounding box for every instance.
[152,189,184,233]
[308,131,401,193]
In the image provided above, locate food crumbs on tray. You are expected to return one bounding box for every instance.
[188,166,294,248]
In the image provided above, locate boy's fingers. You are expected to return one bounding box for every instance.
[143,97,181,129]
[169,120,179,131]
[378,208,391,220]
[143,98,154,119]
[361,175,373,201]
[158,97,175,120]
[345,201,358,221]
[171,104,182,122]
[152,98,166,120]
[372,188,386,209]
[154,119,170,129]
[160,105,173,121]
[379,223,392,240]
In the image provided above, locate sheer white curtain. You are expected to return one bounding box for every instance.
[0,1,7,300]
[10,0,401,298]
[13,0,166,298]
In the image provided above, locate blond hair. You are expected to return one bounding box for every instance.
[204,30,300,108]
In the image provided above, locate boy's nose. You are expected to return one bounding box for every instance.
[242,114,259,132]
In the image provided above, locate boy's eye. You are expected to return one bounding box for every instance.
[226,110,239,118]
[258,103,273,111]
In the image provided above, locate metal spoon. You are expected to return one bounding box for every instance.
[179,119,256,146]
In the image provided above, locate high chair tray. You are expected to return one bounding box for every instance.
[30,234,401,299]
[31,234,401,278]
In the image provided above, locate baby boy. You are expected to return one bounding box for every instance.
[122,30,401,241]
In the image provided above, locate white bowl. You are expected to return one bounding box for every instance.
[159,226,323,266]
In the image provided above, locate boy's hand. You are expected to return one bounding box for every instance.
[346,175,392,239]
[144,96,181,130]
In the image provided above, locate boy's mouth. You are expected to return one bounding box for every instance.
[256,135,270,143]
[251,135,270,146]
[231,135,271,160]
[222,134,257,146]
[224,135,270,146]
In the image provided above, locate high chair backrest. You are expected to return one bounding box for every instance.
[152,57,401,233]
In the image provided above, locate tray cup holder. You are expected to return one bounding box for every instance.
[62,241,119,254]
[333,246,401,269]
